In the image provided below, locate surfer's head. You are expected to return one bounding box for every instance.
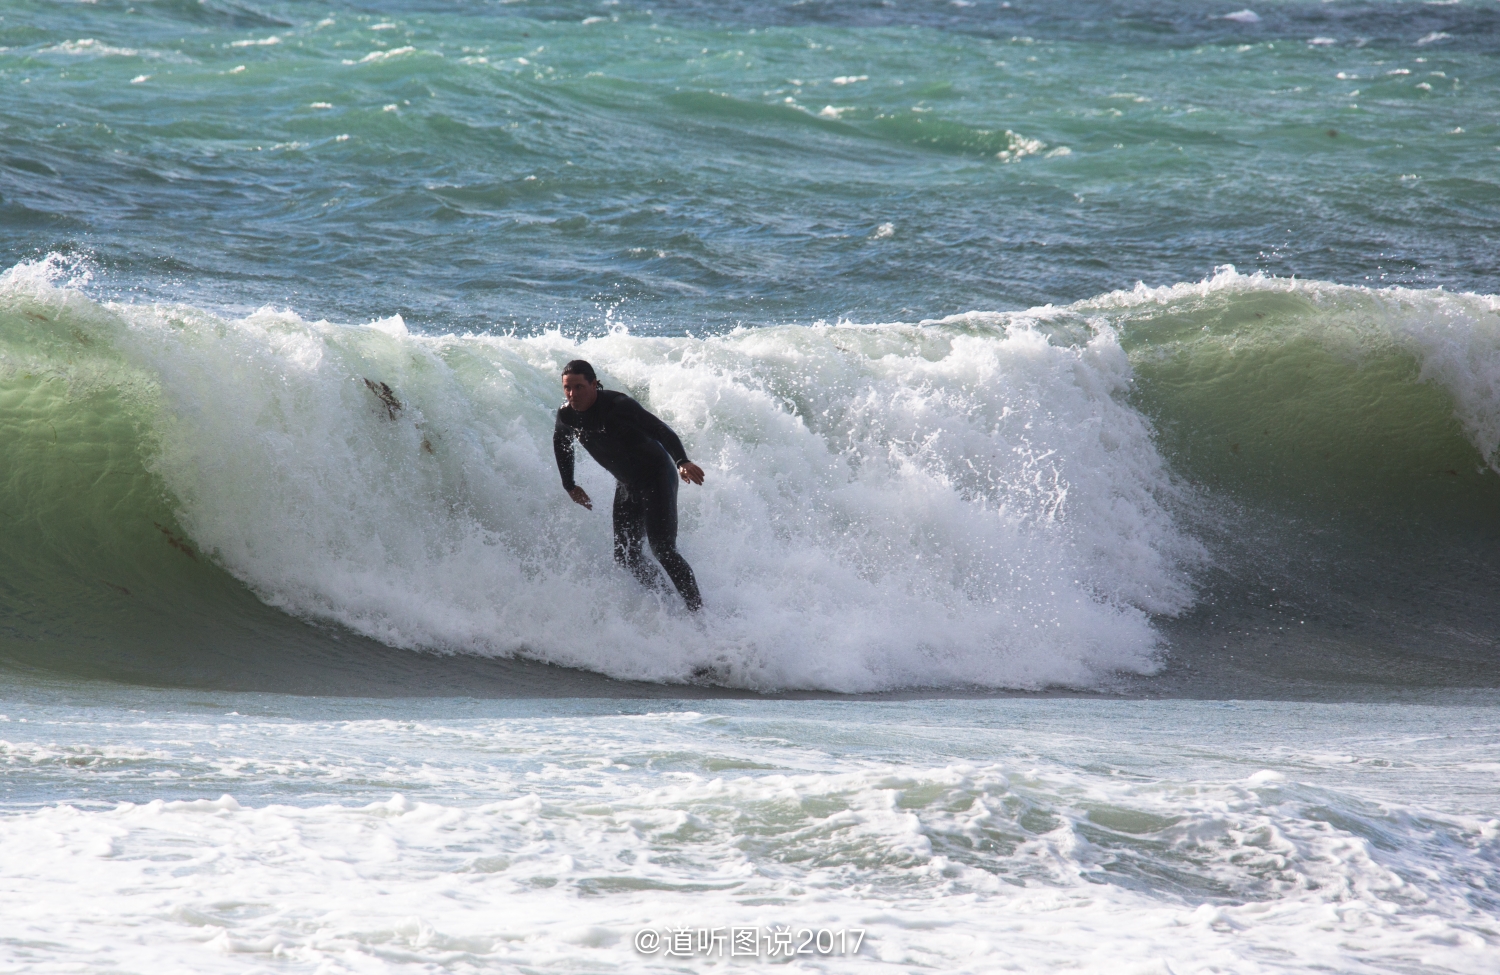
[561,359,601,412]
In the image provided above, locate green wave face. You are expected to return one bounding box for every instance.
[1091,273,1500,524]
[1086,273,1500,694]
[0,271,431,691]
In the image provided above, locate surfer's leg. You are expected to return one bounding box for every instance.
[642,470,702,611]
[612,481,664,591]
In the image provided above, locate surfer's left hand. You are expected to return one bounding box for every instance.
[678,462,705,486]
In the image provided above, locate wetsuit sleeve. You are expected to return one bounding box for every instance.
[620,396,690,465]
[553,413,577,491]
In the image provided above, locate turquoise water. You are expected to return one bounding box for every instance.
[2,1,1495,330]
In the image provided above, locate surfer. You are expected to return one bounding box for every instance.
[553,359,705,611]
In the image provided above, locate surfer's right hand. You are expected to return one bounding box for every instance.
[567,486,593,510]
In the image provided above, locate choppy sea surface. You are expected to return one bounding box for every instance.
[2,1,1499,971]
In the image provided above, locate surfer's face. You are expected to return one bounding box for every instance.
[562,372,599,412]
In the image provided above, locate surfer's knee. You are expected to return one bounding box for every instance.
[647,537,682,565]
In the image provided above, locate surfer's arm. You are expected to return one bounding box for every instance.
[553,415,578,491]
[553,416,593,509]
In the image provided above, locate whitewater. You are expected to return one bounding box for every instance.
[2,688,1497,975]
[1,254,1206,692]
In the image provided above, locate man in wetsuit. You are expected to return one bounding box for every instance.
[553,359,704,611]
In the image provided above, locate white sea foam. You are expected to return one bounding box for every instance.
[1223,9,1261,23]
[139,314,1192,691]
[2,259,1197,692]
[359,46,418,63]
[0,698,1494,975]
[41,38,141,57]
[996,129,1045,162]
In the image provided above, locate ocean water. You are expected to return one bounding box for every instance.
[3,0,1499,971]
[2,684,1498,974]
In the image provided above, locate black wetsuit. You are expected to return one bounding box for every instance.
[554,390,702,610]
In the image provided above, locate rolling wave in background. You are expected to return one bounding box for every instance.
[5,0,1496,329]
[5,256,1499,694]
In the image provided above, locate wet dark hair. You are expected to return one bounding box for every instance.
[561,359,598,383]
